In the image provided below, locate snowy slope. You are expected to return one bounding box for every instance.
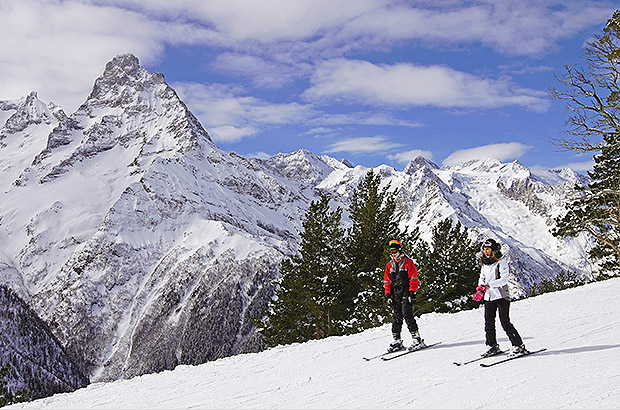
[10,277,620,410]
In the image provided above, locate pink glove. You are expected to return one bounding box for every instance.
[473,285,486,301]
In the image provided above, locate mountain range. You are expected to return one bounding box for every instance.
[0,54,592,397]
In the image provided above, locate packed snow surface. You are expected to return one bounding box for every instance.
[10,278,620,409]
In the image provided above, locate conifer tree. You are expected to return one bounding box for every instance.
[259,195,348,345]
[346,169,404,331]
[550,10,620,276]
[0,363,31,407]
[413,218,479,314]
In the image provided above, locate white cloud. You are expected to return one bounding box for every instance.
[103,0,614,56]
[307,112,424,128]
[103,0,382,43]
[245,151,272,160]
[172,82,315,143]
[341,1,615,56]
[211,53,301,88]
[303,59,549,111]
[388,149,434,165]
[443,142,532,166]
[0,0,216,112]
[557,160,595,172]
[0,0,612,115]
[324,136,402,154]
[207,125,258,143]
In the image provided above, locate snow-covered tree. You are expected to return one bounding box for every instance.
[551,10,620,276]
[412,219,479,314]
[346,170,403,331]
[259,196,348,345]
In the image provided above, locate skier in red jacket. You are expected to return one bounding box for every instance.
[384,239,424,352]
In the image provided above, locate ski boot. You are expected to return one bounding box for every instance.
[387,334,405,353]
[408,330,425,351]
[507,344,527,357]
[481,344,501,357]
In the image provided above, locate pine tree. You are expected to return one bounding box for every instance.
[412,219,479,314]
[259,195,348,345]
[346,169,405,331]
[550,10,620,276]
[0,363,31,407]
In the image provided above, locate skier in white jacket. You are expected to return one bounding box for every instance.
[478,238,527,358]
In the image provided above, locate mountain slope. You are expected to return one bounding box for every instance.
[11,277,620,409]
[0,286,88,400]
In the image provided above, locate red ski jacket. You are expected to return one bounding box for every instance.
[384,256,419,295]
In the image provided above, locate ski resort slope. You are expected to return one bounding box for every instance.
[11,278,620,409]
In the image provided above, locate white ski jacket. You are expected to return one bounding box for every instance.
[478,258,510,301]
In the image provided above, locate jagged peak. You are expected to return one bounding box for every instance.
[456,157,503,171]
[531,166,590,186]
[264,149,337,183]
[82,53,167,110]
[103,53,162,82]
[403,155,439,174]
[0,91,57,134]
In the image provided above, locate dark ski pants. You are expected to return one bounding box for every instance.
[484,298,523,347]
[391,291,418,338]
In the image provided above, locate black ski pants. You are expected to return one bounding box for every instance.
[391,289,418,338]
[484,298,523,347]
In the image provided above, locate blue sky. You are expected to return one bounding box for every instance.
[1,0,617,171]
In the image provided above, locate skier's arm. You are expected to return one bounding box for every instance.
[489,259,509,288]
[383,263,392,295]
[407,259,419,292]
[478,267,486,287]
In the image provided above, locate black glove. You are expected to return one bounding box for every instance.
[385,293,392,302]
[408,291,416,305]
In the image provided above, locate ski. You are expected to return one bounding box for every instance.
[380,342,442,361]
[363,347,406,361]
[453,350,507,366]
[479,348,547,367]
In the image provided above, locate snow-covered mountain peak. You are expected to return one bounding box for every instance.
[530,166,590,187]
[23,53,216,186]
[449,157,511,175]
[0,91,58,135]
[263,149,341,184]
[84,53,165,109]
[403,156,440,175]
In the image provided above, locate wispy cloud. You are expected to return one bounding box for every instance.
[304,59,549,111]
[307,112,424,128]
[324,136,402,154]
[340,1,614,56]
[211,53,302,89]
[172,82,315,143]
[0,0,211,111]
[0,0,613,116]
[388,149,434,165]
[104,0,615,56]
[443,142,532,166]
[556,160,594,172]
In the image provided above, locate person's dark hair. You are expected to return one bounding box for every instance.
[481,238,502,263]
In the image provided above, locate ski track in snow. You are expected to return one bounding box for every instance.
[8,277,620,409]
